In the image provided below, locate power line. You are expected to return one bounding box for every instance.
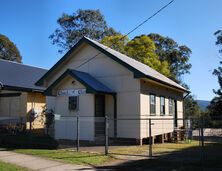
[76,0,175,69]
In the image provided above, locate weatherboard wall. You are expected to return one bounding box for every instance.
[0,90,45,131]
[45,43,141,139]
[140,80,184,138]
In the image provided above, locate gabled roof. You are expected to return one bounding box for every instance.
[0,59,47,92]
[36,37,188,92]
[45,69,115,96]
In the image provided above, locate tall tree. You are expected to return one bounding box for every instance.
[0,34,22,63]
[147,33,192,82]
[207,30,222,118]
[50,9,119,53]
[125,35,170,77]
[101,34,191,81]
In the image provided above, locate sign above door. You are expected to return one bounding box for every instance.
[57,89,86,97]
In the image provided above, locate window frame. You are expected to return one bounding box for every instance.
[160,96,165,116]
[68,96,79,111]
[169,98,174,116]
[150,94,156,116]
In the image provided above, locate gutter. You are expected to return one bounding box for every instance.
[2,85,45,93]
[183,91,190,99]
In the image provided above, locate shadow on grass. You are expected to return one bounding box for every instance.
[0,133,58,149]
[95,142,222,171]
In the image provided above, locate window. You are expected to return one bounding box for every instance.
[169,98,174,115]
[160,96,165,115]
[150,94,156,115]
[68,96,79,111]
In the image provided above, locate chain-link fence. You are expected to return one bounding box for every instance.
[0,115,221,169]
[53,116,221,155]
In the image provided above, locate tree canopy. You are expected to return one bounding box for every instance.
[0,34,22,63]
[125,35,170,77]
[51,9,192,82]
[100,34,128,54]
[50,9,119,53]
[184,94,200,119]
[101,34,192,79]
[207,30,222,118]
[147,33,192,82]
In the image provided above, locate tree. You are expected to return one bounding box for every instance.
[125,35,170,77]
[184,95,200,119]
[0,34,22,63]
[206,30,222,121]
[100,34,128,54]
[101,34,191,80]
[101,34,171,77]
[50,9,119,53]
[147,33,192,82]
[207,61,222,118]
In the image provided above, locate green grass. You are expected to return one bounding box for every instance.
[14,149,111,166]
[0,161,29,171]
[13,141,222,170]
[110,140,200,155]
[96,141,222,171]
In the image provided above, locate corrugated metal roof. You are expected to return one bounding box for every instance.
[84,37,187,91]
[69,70,115,94]
[0,59,47,92]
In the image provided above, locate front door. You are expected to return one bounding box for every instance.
[174,100,178,128]
[95,95,105,137]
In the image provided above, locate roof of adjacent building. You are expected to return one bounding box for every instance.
[36,36,188,92]
[0,59,47,92]
[45,69,115,95]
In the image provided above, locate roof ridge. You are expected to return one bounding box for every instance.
[36,36,187,92]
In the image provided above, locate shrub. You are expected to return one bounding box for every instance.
[0,133,58,149]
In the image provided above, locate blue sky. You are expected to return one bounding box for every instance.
[0,0,221,100]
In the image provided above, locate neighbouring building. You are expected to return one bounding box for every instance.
[0,59,47,131]
[35,37,188,144]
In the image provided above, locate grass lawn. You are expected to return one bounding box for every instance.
[110,140,200,155]
[0,161,29,171]
[14,149,112,166]
[106,141,222,171]
[13,141,222,170]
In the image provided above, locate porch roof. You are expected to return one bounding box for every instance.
[45,69,115,96]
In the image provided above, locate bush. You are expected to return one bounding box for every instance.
[0,133,58,149]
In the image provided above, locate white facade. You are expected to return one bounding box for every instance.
[41,41,186,142]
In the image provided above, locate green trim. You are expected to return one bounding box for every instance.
[36,37,188,93]
[35,38,86,86]
[44,69,116,96]
[44,70,70,96]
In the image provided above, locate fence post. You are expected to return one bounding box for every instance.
[149,118,152,157]
[105,116,109,155]
[77,115,80,152]
[200,117,204,168]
